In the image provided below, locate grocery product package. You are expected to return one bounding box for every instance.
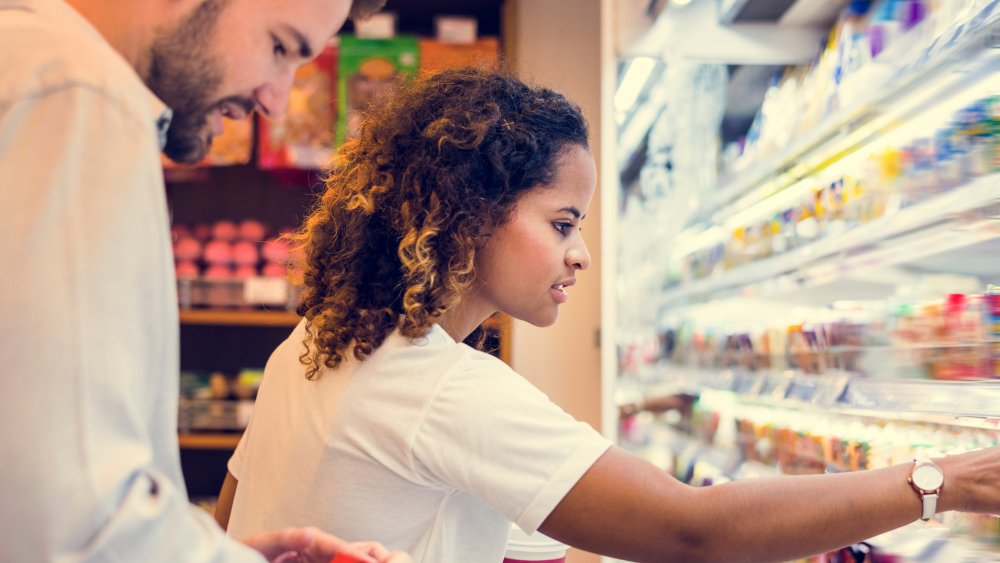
[336,36,419,146]
[418,37,500,75]
[257,44,338,170]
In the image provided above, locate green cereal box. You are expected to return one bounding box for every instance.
[336,35,419,147]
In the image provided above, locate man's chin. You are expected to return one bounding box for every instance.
[162,134,211,164]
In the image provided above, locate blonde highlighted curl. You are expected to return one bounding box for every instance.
[294,67,588,380]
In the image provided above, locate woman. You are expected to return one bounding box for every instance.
[218,67,1000,562]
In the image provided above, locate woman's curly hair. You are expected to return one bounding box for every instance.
[294,66,589,379]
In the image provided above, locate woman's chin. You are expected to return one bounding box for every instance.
[522,312,559,328]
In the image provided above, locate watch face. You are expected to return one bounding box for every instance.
[913,464,944,490]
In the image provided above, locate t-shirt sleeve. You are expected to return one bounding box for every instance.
[410,352,612,534]
[228,410,252,481]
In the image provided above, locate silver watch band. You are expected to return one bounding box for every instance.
[920,493,938,521]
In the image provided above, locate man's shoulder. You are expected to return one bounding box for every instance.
[0,10,149,117]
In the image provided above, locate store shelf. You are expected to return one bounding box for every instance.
[694,1,1000,224]
[641,365,1000,419]
[615,4,1000,561]
[178,309,300,327]
[178,309,511,330]
[660,173,1000,307]
[178,432,242,450]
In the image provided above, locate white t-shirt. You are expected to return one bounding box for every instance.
[227,321,611,562]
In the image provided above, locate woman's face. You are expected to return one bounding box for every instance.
[469,145,596,327]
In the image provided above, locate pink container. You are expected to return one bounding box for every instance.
[203,240,233,265]
[232,241,260,266]
[239,219,267,242]
[212,220,238,242]
[503,525,567,563]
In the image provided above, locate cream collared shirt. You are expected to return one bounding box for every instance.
[0,1,263,560]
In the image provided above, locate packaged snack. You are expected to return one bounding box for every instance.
[337,36,419,146]
[257,44,338,170]
[418,37,499,76]
[204,116,254,166]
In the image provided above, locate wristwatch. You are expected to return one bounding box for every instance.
[907,458,944,521]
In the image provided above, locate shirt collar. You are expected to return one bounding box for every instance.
[3,0,174,148]
[149,95,173,151]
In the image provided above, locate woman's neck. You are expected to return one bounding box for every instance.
[437,304,494,342]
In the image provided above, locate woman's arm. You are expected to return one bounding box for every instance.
[540,445,1000,563]
[215,470,239,531]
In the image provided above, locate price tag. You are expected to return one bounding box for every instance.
[813,374,850,407]
[785,378,818,402]
[936,24,965,56]
[733,373,764,395]
[713,370,736,391]
[758,374,791,399]
[968,0,1000,33]
[243,277,288,305]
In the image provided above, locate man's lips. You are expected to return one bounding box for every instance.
[219,100,250,120]
[207,106,225,136]
[205,99,253,137]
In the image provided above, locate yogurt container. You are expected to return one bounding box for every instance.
[503,524,568,563]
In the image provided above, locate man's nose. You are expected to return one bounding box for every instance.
[252,68,297,120]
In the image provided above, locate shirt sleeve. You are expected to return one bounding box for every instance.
[410,351,612,534]
[0,85,264,561]
[229,412,252,481]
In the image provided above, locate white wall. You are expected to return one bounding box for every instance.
[505,0,605,429]
[503,2,616,562]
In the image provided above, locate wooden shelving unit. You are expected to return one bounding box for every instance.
[178,309,300,327]
[178,432,242,450]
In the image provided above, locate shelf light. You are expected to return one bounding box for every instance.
[614,56,657,113]
[670,225,725,258]
[617,94,665,168]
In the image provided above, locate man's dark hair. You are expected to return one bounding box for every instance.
[350,0,387,20]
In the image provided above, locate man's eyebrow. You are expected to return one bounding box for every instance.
[281,24,313,59]
[559,206,584,220]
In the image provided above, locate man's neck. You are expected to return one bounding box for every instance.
[64,0,174,78]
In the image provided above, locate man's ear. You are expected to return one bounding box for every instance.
[161,0,213,20]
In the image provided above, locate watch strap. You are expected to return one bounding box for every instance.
[920,493,938,521]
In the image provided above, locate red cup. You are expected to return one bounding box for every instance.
[330,553,366,563]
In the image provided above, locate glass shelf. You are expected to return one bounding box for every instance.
[694,1,1000,224]
[661,173,1000,308]
[636,364,1000,419]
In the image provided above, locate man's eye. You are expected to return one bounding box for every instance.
[273,38,287,57]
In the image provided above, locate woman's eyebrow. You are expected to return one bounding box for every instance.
[558,206,583,219]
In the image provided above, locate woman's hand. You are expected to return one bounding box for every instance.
[241,526,411,563]
[937,446,1000,515]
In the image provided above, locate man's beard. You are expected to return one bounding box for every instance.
[147,0,227,164]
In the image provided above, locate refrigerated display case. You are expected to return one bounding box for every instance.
[613,1,1000,560]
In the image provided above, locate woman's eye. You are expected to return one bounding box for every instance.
[554,222,572,235]
[273,38,287,57]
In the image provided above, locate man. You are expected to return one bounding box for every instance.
[0,0,408,561]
